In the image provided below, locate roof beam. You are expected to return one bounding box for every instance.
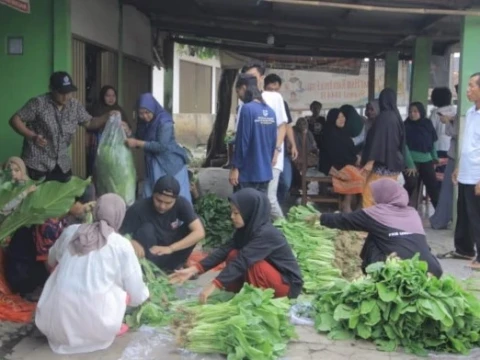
[172,37,384,59]
[262,0,480,16]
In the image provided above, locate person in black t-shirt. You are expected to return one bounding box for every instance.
[120,175,205,273]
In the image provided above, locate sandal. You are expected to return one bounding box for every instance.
[116,324,129,337]
[468,260,480,271]
[437,251,475,261]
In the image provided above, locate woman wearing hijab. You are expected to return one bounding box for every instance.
[403,102,439,208]
[314,178,442,277]
[35,194,149,355]
[125,93,191,202]
[364,100,380,135]
[361,88,409,208]
[169,188,303,303]
[87,86,129,177]
[319,109,364,212]
[340,104,365,148]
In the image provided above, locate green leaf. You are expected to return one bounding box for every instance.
[375,339,397,352]
[356,323,372,339]
[376,283,397,302]
[360,300,376,314]
[333,304,354,321]
[0,177,90,240]
[328,329,354,340]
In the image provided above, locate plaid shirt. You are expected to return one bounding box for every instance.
[16,94,92,173]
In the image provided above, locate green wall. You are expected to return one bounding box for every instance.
[0,0,70,162]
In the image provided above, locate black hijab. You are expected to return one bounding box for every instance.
[229,188,271,249]
[319,108,357,174]
[404,102,438,153]
[361,88,406,172]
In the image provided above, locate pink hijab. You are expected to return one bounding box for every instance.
[363,178,425,235]
[69,193,126,256]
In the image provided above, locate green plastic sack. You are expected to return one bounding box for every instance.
[95,114,136,206]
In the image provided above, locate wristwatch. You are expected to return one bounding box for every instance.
[275,146,282,152]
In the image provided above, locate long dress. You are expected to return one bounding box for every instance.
[35,224,149,355]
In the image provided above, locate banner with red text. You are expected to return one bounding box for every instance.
[267,61,410,111]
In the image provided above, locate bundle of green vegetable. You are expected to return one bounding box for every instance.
[314,255,480,356]
[171,284,296,360]
[0,177,90,242]
[95,114,136,206]
[194,193,233,250]
[275,205,342,294]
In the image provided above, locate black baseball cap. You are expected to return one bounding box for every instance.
[153,175,180,198]
[49,71,78,94]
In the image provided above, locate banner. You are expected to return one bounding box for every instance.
[266,61,410,111]
[0,0,30,13]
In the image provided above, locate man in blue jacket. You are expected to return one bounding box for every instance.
[229,74,277,193]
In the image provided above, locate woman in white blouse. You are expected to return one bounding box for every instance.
[35,193,149,355]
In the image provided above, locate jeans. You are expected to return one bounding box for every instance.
[268,169,284,219]
[277,156,292,204]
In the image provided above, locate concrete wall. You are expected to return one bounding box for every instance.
[174,114,236,147]
[71,0,152,63]
[0,0,70,162]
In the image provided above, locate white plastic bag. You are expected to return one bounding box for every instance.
[95,113,136,205]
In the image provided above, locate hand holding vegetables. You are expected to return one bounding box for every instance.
[150,245,173,256]
[199,283,217,304]
[130,239,145,258]
[169,266,199,285]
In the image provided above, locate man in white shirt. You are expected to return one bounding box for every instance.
[240,62,297,219]
[450,72,480,267]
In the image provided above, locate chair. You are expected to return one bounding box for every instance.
[297,131,340,208]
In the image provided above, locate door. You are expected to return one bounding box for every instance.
[122,56,152,181]
[71,38,87,179]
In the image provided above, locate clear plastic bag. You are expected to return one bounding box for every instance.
[95,113,136,206]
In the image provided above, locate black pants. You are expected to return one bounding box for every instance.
[454,184,480,260]
[27,165,72,183]
[134,223,195,273]
[404,161,439,208]
[234,181,269,193]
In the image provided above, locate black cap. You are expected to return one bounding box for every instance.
[49,71,78,94]
[153,175,180,198]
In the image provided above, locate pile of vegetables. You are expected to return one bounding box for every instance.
[313,255,480,356]
[194,193,233,250]
[333,231,365,280]
[171,284,296,360]
[95,114,136,206]
[275,205,342,293]
[0,176,90,242]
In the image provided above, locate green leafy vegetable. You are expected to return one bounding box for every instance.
[172,284,296,360]
[275,205,342,294]
[313,255,480,356]
[194,193,233,250]
[95,115,136,206]
[0,176,90,241]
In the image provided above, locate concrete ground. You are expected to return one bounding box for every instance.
[1,170,479,360]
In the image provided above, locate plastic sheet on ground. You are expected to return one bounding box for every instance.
[289,302,315,327]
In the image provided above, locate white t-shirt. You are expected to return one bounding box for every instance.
[458,106,480,185]
[431,106,456,152]
[235,92,288,171]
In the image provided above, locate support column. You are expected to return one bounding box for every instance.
[52,0,71,72]
[164,68,174,114]
[409,37,432,105]
[454,15,480,225]
[368,57,375,101]
[117,0,124,105]
[384,51,399,92]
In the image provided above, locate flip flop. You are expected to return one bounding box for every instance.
[437,251,475,260]
[116,324,129,337]
[468,260,480,271]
